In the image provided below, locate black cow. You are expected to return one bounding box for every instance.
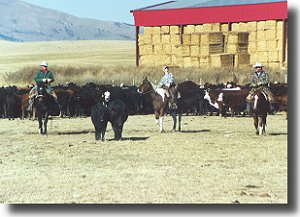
[91,102,109,141]
[5,86,22,120]
[0,87,6,118]
[107,99,129,140]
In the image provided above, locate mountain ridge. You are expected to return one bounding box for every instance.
[0,0,135,42]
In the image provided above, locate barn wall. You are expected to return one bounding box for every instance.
[138,20,287,69]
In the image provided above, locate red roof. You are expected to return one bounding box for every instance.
[132,1,287,26]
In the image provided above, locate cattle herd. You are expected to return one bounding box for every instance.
[0,80,288,139]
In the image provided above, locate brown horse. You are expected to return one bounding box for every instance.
[251,91,269,135]
[137,78,179,132]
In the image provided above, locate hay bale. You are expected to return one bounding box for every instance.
[257,21,266,30]
[191,34,200,45]
[152,34,161,44]
[268,61,280,69]
[139,34,152,45]
[191,57,200,67]
[277,21,284,31]
[257,31,266,41]
[161,34,170,44]
[144,27,152,35]
[247,22,257,31]
[153,44,163,54]
[209,44,224,54]
[182,34,191,45]
[250,53,258,64]
[268,51,279,62]
[170,26,180,34]
[200,45,210,56]
[277,28,283,40]
[199,55,211,67]
[172,45,190,57]
[161,26,170,34]
[266,29,277,41]
[211,23,221,32]
[257,41,268,52]
[266,40,278,51]
[221,24,229,32]
[152,27,161,35]
[248,32,257,42]
[226,43,238,53]
[235,53,250,66]
[170,34,181,45]
[190,45,200,56]
[227,33,239,44]
[231,23,239,31]
[163,44,172,54]
[171,55,184,66]
[209,32,223,44]
[265,20,277,30]
[210,54,234,67]
[139,45,153,55]
[257,51,269,62]
[195,25,204,33]
[184,25,195,34]
[183,57,193,67]
[238,22,248,32]
[248,42,257,53]
[203,24,212,32]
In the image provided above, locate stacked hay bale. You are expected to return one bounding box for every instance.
[231,20,285,68]
[138,20,287,69]
[226,32,250,67]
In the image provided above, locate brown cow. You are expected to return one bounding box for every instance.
[204,88,249,117]
[275,93,288,119]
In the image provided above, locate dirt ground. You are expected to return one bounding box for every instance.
[0,113,287,204]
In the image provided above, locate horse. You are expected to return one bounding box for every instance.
[251,91,269,135]
[137,77,180,132]
[34,84,57,134]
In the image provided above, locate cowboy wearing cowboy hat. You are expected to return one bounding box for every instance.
[27,61,58,111]
[156,66,175,102]
[246,63,276,114]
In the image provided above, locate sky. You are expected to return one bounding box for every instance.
[21,0,165,24]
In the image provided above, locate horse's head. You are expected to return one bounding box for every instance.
[137,77,153,94]
[36,83,50,102]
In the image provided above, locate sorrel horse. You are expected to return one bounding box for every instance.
[137,78,180,132]
[251,90,269,135]
[34,84,56,134]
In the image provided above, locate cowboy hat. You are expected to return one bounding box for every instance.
[253,63,264,68]
[40,61,49,67]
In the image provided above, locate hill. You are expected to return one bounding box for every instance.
[0,0,135,41]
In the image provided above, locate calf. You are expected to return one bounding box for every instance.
[107,99,129,140]
[204,88,249,117]
[91,102,109,141]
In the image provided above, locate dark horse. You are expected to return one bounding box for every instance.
[34,84,57,134]
[251,91,269,135]
[138,78,180,132]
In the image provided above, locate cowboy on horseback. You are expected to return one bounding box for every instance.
[27,61,58,111]
[156,66,175,102]
[246,63,276,114]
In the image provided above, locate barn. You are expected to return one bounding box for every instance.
[131,0,288,69]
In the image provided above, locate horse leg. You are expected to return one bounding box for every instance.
[262,115,267,135]
[178,111,182,132]
[38,114,43,134]
[159,116,164,133]
[154,112,159,125]
[170,111,177,132]
[43,114,48,135]
[253,115,259,135]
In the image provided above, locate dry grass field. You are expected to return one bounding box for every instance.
[0,40,135,85]
[0,113,287,204]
